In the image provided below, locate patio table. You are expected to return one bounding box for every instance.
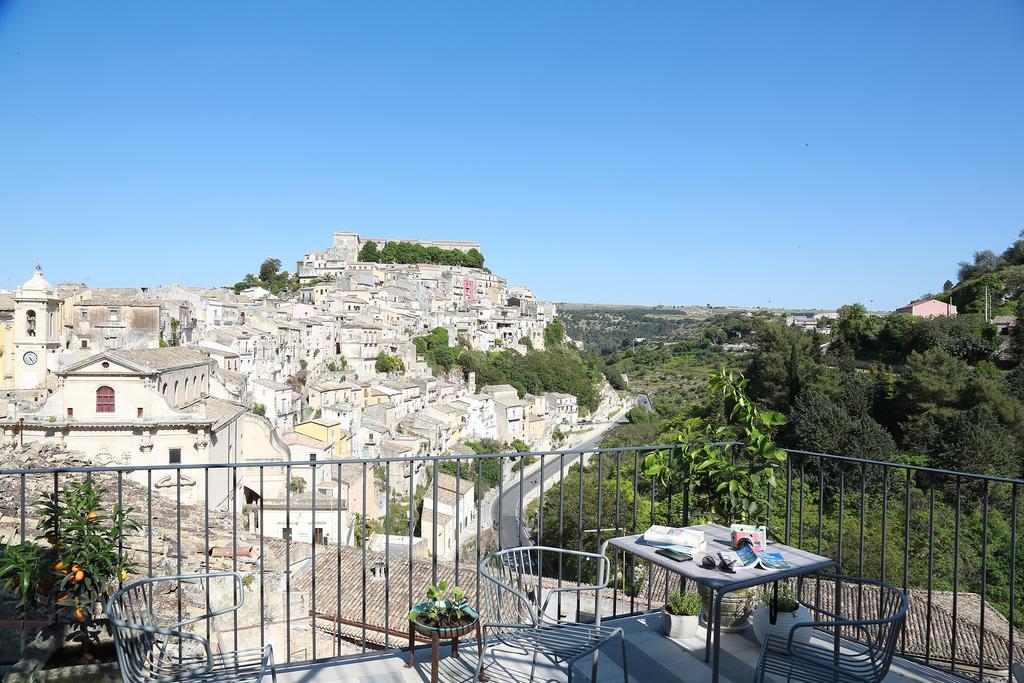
[597,523,835,683]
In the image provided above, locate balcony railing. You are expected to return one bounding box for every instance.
[0,445,1020,681]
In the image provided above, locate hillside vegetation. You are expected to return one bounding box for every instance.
[561,232,1024,627]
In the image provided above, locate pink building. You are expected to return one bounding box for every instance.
[894,298,956,318]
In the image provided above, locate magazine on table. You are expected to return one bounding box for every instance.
[641,525,706,552]
[725,544,791,570]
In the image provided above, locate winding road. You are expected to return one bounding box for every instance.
[491,412,629,556]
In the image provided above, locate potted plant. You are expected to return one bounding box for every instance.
[751,583,812,652]
[696,584,758,632]
[662,590,701,639]
[409,581,479,639]
[0,480,139,682]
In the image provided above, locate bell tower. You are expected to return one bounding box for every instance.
[14,265,60,390]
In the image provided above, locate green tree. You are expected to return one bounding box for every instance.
[904,406,1019,479]
[259,257,282,281]
[376,352,405,374]
[358,241,380,262]
[747,320,831,412]
[544,319,565,348]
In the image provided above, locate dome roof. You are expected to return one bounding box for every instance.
[20,265,53,294]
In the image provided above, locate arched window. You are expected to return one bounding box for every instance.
[96,386,115,413]
[173,381,179,404]
[192,375,199,398]
[26,310,36,337]
[183,378,190,401]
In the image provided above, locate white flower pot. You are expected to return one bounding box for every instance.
[662,609,699,639]
[751,604,812,652]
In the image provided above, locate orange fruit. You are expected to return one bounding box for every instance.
[74,608,86,622]
[56,592,68,601]
[70,564,81,572]
[73,570,85,583]
[54,561,65,571]
[86,511,98,523]
[120,569,129,581]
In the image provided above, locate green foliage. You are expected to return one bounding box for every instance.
[789,389,897,463]
[252,403,266,417]
[644,368,787,524]
[511,438,530,452]
[358,241,380,262]
[625,406,656,423]
[231,256,321,295]
[360,241,485,269]
[0,481,141,635]
[544,318,565,348]
[413,328,456,374]
[759,584,800,613]
[259,257,282,281]
[458,346,601,413]
[666,590,701,616]
[289,476,306,494]
[747,320,831,413]
[376,352,405,374]
[409,581,474,627]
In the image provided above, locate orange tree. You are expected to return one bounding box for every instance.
[0,480,139,638]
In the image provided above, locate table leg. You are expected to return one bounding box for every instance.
[430,632,440,683]
[769,581,779,625]
[452,633,459,659]
[704,586,713,663]
[406,622,415,668]
[711,590,724,683]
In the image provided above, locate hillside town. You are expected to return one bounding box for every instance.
[0,231,627,561]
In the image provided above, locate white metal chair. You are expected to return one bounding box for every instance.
[475,546,628,683]
[106,571,275,683]
[752,573,908,683]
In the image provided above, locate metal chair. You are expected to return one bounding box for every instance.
[106,572,275,683]
[752,573,908,683]
[475,546,628,683]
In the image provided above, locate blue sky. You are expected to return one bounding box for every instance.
[1,1,1022,309]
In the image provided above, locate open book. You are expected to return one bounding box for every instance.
[722,544,791,570]
[641,525,706,553]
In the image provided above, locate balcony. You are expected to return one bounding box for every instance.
[0,446,1020,682]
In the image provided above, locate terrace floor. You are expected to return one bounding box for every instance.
[275,613,970,683]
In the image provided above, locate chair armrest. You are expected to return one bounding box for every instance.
[165,572,245,629]
[785,619,876,654]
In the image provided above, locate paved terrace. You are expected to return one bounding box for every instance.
[275,613,970,683]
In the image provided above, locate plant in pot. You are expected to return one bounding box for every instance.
[643,369,788,631]
[409,581,479,639]
[0,480,140,682]
[751,582,812,652]
[662,590,701,639]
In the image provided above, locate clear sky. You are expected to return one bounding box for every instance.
[1,1,1022,309]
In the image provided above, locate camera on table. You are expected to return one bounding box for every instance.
[730,524,767,551]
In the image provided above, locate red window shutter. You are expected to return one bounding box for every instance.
[96,386,115,413]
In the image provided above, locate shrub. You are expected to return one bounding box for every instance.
[666,590,701,616]
[762,583,800,613]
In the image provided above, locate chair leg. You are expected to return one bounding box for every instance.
[530,648,538,681]
[619,631,628,683]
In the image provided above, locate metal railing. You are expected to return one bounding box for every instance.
[0,444,1020,681]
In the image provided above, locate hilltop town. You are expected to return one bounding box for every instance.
[0,231,628,558]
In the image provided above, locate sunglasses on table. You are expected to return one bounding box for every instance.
[700,554,736,574]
